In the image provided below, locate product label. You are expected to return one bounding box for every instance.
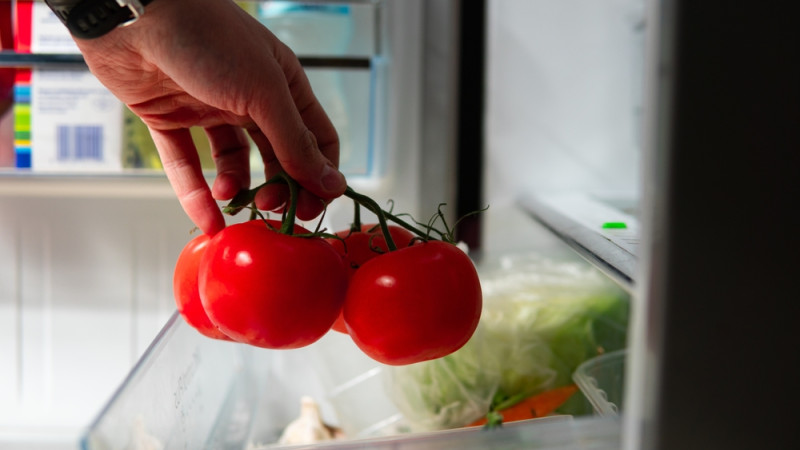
[30,69,122,171]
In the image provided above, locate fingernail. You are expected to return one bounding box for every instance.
[321,162,346,193]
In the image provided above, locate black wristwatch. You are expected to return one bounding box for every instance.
[45,0,155,40]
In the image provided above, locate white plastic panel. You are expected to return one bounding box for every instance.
[0,195,193,444]
[485,0,645,206]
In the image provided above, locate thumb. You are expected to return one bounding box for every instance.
[249,58,346,199]
[282,126,347,199]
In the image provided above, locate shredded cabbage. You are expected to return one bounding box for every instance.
[385,253,629,431]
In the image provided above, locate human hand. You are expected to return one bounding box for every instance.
[72,0,347,235]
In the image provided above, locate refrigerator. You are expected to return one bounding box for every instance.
[1,0,797,449]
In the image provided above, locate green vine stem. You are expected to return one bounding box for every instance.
[222,177,466,247]
[222,172,299,235]
[342,187,434,242]
[278,173,300,235]
[341,187,398,251]
[350,198,362,232]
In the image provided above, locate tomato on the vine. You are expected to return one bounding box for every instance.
[173,233,232,341]
[328,224,416,275]
[199,219,348,349]
[343,240,482,365]
[326,224,416,333]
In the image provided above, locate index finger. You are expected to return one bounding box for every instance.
[151,127,226,235]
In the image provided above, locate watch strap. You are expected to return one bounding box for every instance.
[46,0,154,40]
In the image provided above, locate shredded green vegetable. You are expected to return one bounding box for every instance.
[386,254,629,431]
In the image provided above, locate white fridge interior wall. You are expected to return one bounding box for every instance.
[0,194,192,439]
[484,0,644,210]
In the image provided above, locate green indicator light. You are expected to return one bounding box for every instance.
[602,222,628,229]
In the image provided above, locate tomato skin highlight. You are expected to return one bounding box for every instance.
[199,220,348,349]
[344,240,482,365]
[173,234,232,341]
[327,224,416,333]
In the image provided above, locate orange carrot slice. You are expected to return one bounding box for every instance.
[468,384,579,427]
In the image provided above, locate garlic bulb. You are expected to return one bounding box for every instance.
[277,396,344,445]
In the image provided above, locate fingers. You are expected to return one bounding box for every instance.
[205,124,251,200]
[151,127,226,235]
[253,182,326,221]
[250,128,329,220]
[294,189,329,221]
[248,48,347,202]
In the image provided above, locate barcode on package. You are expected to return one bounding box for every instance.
[56,125,103,161]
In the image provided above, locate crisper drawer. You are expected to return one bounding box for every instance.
[82,312,398,449]
[82,312,623,450]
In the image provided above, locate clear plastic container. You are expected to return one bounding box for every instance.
[80,312,622,449]
[572,350,627,416]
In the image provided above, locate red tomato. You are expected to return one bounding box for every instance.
[343,240,482,365]
[328,224,416,275]
[199,220,348,349]
[327,224,416,333]
[173,233,232,341]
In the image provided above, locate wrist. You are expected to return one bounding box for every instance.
[45,0,155,40]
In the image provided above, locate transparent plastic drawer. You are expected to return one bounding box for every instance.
[573,350,627,417]
[81,311,622,449]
